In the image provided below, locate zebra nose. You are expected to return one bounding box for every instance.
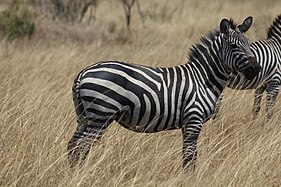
[248,56,261,71]
[243,56,261,80]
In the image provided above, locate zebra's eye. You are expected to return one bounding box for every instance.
[230,43,238,48]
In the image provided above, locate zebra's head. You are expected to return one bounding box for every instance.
[219,16,261,80]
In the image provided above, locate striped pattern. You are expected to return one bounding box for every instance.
[67,17,260,170]
[213,15,281,120]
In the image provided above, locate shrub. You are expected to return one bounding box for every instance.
[33,0,97,23]
[0,3,35,40]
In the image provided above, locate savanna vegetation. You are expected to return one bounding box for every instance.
[0,0,280,186]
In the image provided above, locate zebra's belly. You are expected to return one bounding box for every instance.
[116,108,182,133]
[118,121,181,133]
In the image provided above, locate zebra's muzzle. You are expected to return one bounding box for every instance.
[242,57,261,80]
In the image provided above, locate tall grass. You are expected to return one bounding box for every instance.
[0,0,280,186]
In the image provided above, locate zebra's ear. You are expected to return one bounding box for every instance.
[220,18,230,35]
[238,16,253,33]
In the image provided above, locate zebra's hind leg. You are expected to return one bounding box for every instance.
[67,117,113,168]
[252,84,267,120]
[181,120,202,172]
[265,84,280,121]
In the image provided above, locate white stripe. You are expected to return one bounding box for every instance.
[86,102,117,114]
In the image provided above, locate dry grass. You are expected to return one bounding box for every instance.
[0,0,281,186]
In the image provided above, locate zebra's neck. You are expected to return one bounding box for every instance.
[184,31,230,96]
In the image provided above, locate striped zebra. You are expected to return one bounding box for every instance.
[213,15,281,121]
[67,17,261,171]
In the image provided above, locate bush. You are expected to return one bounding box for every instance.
[0,3,35,40]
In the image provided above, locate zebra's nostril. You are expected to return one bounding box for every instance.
[243,63,261,80]
[247,57,261,71]
[248,56,256,61]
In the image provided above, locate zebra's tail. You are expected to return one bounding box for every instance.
[68,72,88,168]
[267,14,281,42]
[72,72,86,122]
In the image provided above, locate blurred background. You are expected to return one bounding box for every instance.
[0,0,280,186]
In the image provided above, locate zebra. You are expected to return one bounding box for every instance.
[212,15,281,121]
[67,16,261,171]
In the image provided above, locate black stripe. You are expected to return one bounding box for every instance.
[81,96,119,112]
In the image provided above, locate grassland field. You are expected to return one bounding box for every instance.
[0,0,281,186]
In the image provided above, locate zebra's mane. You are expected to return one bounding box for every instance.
[267,15,281,41]
[188,19,237,65]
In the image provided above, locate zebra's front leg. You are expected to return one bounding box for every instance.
[252,85,267,120]
[265,85,280,121]
[181,121,202,172]
[67,118,112,168]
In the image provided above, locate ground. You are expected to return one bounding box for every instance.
[0,0,280,186]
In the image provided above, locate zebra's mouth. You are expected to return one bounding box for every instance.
[242,58,261,80]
